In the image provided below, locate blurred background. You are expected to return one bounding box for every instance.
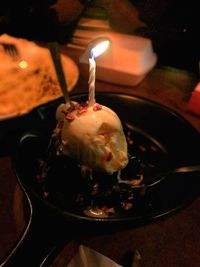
[0,0,199,73]
[0,2,200,266]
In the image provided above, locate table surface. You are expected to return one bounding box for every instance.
[0,46,200,267]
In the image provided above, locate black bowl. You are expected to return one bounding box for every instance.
[13,92,200,225]
[6,92,200,267]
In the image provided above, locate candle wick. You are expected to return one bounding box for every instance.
[89,50,94,59]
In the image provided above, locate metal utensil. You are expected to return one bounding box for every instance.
[0,42,19,58]
[48,42,70,103]
[147,164,200,188]
[117,164,200,188]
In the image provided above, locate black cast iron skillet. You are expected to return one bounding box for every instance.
[3,92,200,267]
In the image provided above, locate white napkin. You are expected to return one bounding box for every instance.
[67,245,122,267]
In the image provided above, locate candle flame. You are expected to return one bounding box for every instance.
[88,37,110,106]
[91,40,110,58]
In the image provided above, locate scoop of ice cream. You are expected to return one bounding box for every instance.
[54,101,128,174]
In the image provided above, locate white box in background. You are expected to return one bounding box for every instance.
[79,32,157,86]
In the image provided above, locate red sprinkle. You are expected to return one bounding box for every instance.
[77,106,88,115]
[93,103,102,111]
[150,145,158,152]
[105,151,113,161]
[138,145,146,152]
[67,102,78,113]
[65,113,75,121]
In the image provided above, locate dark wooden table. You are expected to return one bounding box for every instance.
[0,46,200,267]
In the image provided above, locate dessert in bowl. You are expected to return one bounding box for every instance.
[29,94,174,219]
[13,92,200,222]
[54,100,128,174]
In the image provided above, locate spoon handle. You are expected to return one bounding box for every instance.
[147,164,200,188]
[174,164,200,173]
[48,42,70,103]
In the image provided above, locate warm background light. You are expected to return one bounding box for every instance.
[18,60,28,69]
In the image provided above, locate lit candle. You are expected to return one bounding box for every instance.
[88,40,110,106]
[88,54,96,106]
